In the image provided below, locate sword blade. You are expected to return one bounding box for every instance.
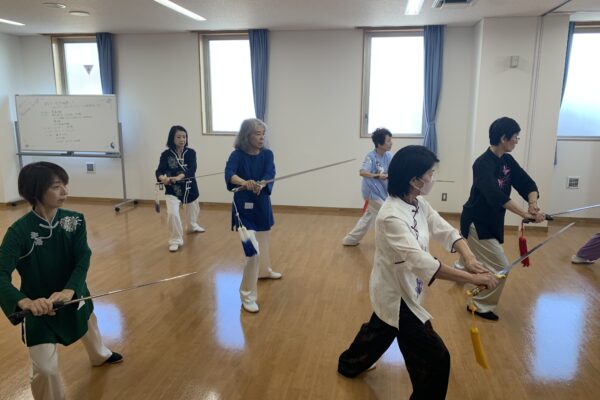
[467,222,575,296]
[7,271,201,325]
[155,171,223,185]
[498,222,575,275]
[232,158,356,192]
[548,204,600,218]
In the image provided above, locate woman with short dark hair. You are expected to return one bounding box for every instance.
[0,161,122,400]
[338,145,497,399]
[458,117,545,320]
[342,128,393,246]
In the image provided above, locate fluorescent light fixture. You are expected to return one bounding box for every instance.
[405,0,425,15]
[69,11,90,17]
[0,17,25,26]
[153,0,206,21]
[43,2,67,8]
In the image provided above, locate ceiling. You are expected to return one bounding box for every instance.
[0,0,599,36]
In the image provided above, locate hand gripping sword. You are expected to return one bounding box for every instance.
[523,204,600,223]
[7,271,200,325]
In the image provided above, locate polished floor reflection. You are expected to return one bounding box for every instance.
[214,272,245,351]
[532,293,586,382]
[0,201,599,399]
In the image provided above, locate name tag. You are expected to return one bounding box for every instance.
[244,202,254,210]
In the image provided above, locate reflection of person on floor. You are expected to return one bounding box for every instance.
[458,117,545,321]
[225,118,282,314]
[0,162,122,400]
[338,146,498,400]
[572,233,600,264]
[156,125,205,252]
[343,128,393,246]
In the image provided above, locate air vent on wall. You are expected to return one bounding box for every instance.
[432,0,475,9]
[566,176,580,189]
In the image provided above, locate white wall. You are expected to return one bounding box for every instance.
[468,16,574,225]
[552,140,600,218]
[0,33,22,203]
[434,27,474,212]
[0,23,597,220]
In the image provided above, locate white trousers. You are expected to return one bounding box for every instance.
[343,199,383,245]
[165,195,200,246]
[462,224,510,313]
[27,313,112,400]
[240,231,274,304]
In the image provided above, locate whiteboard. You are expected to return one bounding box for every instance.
[15,95,120,153]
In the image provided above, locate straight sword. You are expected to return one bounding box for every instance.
[523,204,600,223]
[232,158,356,192]
[467,222,575,296]
[8,270,200,325]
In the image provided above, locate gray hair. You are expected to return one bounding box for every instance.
[234,118,267,153]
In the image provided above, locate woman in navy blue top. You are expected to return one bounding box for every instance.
[156,125,205,252]
[225,119,281,313]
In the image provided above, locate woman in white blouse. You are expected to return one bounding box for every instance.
[338,145,498,399]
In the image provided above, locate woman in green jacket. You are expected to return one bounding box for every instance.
[0,162,122,400]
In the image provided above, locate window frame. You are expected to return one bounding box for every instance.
[199,32,253,135]
[557,23,600,141]
[361,28,424,138]
[51,35,100,95]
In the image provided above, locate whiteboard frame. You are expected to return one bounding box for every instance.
[15,94,121,153]
[14,121,136,212]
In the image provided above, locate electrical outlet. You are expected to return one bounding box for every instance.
[86,162,96,173]
[441,193,447,201]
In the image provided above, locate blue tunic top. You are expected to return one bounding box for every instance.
[360,150,393,202]
[225,149,275,232]
[155,147,200,203]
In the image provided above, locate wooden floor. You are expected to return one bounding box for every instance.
[0,200,599,400]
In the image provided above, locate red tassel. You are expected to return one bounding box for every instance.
[361,200,369,215]
[519,222,530,267]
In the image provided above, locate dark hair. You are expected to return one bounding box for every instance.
[489,117,520,145]
[388,145,439,197]
[166,125,188,150]
[371,128,392,147]
[18,162,69,206]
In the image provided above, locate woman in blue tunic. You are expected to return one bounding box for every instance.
[225,119,282,313]
[156,125,205,252]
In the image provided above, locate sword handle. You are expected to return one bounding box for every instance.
[466,274,506,297]
[7,301,65,326]
[522,213,553,224]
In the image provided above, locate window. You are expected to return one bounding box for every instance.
[361,30,424,137]
[52,36,103,95]
[557,27,600,138]
[200,34,255,134]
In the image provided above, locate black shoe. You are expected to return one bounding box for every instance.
[104,352,123,365]
[467,306,499,321]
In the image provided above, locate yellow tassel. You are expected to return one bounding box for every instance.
[470,325,489,369]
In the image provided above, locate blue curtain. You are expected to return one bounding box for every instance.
[249,29,269,121]
[560,22,576,103]
[96,32,115,94]
[422,25,444,155]
[555,22,576,165]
